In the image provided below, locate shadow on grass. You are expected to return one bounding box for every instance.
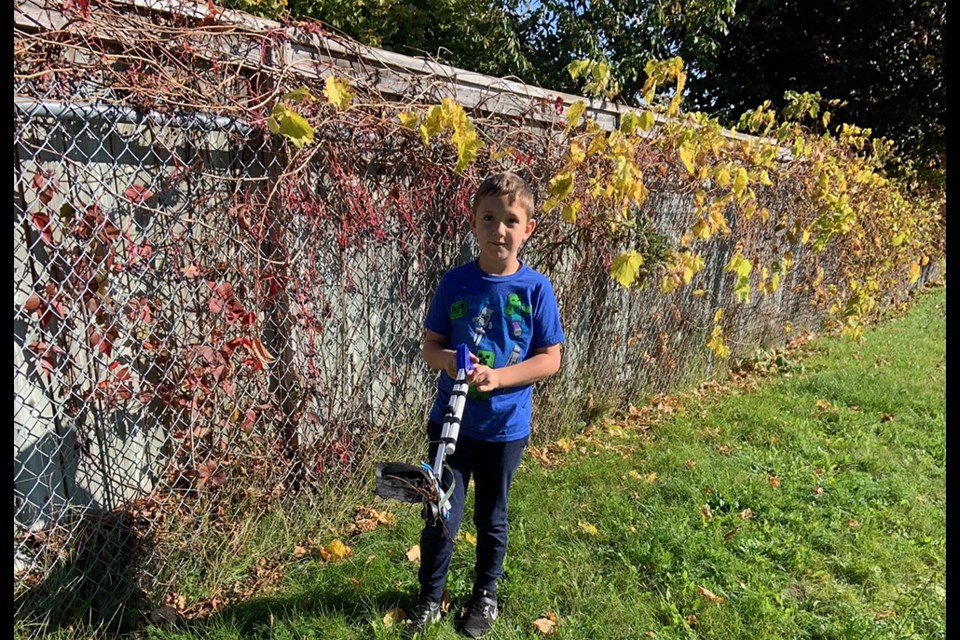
[14,509,152,638]
[165,577,413,638]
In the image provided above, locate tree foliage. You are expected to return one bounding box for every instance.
[685,0,946,186]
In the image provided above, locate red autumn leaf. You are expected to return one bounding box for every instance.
[207,282,234,314]
[98,220,121,244]
[224,299,248,325]
[123,185,154,204]
[241,408,257,431]
[32,170,58,205]
[30,211,54,245]
[24,293,42,312]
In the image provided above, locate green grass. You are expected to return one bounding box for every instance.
[53,285,950,640]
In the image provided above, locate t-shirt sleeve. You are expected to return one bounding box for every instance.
[532,277,565,349]
[424,274,451,336]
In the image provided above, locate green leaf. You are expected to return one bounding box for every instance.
[610,250,645,288]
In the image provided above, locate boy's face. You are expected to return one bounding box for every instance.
[470,194,536,272]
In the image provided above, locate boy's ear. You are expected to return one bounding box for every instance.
[524,217,537,238]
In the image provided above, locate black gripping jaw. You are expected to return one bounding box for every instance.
[374,462,432,504]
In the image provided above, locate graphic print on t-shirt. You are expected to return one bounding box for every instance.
[503,292,532,339]
[471,300,495,346]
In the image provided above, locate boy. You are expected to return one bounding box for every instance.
[406,172,565,638]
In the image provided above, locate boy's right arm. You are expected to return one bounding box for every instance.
[422,330,480,378]
[422,330,458,378]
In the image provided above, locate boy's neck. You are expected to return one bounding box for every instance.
[475,256,522,276]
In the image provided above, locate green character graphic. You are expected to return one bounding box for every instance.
[504,293,532,338]
[468,349,496,400]
[450,300,468,320]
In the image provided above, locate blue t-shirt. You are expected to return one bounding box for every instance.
[424,260,566,442]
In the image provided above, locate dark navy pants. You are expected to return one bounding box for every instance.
[418,421,528,602]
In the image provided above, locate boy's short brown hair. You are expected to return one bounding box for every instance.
[472,172,536,221]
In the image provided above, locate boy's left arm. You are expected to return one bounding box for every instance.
[468,344,561,393]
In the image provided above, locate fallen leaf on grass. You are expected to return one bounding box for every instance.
[699,504,713,519]
[812,486,823,495]
[874,610,897,620]
[628,469,642,480]
[319,539,353,561]
[739,508,754,519]
[348,506,396,536]
[696,586,725,604]
[532,612,558,635]
[383,607,406,627]
[684,459,698,469]
[815,399,832,412]
[766,474,781,489]
[578,521,599,536]
[406,545,420,562]
[347,576,360,589]
[723,527,739,541]
[293,544,308,558]
[847,520,861,528]
[461,531,477,546]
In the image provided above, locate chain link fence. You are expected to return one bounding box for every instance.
[14,0,938,635]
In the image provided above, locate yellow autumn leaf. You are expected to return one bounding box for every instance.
[644,472,658,484]
[715,166,731,188]
[383,607,406,627]
[323,75,355,110]
[908,261,921,284]
[267,103,314,148]
[628,469,642,480]
[568,142,586,164]
[638,110,656,131]
[406,545,420,562]
[565,101,587,131]
[532,615,558,635]
[678,142,696,174]
[578,521,599,535]
[610,250,645,288]
[548,171,575,200]
[319,539,353,561]
[398,111,420,130]
[696,586,725,604]
[462,531,477,546]
[561,201,580,225]
[733,168,748,197]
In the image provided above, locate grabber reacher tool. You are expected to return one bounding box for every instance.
[374,343,474,525]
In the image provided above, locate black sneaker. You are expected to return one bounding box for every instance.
[403,596,441,638]
[457,589,499,638]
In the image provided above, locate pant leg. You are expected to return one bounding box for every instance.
[418,422,474,602]
[471,434,528,594]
